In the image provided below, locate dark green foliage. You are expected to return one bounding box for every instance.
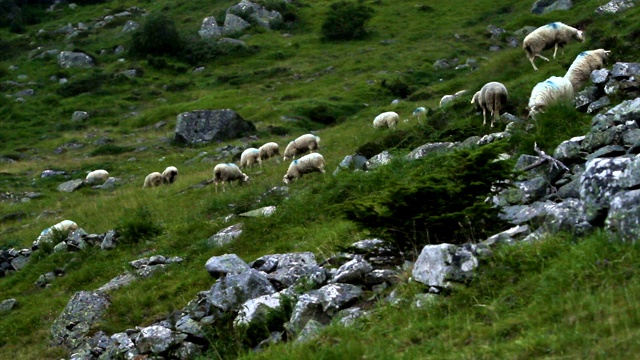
[129,12,183,58]
[89,144,136,156]
[341,142,514,252]
[321,0,374,41]
[57,71,110,97]
[381,78,412,99]
[521,102,591,154]
[116,206,163,244]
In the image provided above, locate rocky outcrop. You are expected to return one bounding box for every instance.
[173,109,256,145]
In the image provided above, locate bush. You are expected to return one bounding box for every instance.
[89,144,136,156]
[341,142,514,252]
[129,12,182,58]
[116,207,163,244]
[321,0,374,41]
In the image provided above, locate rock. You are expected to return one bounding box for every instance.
[51,291,111,350]
[135,325,185,355]
[412,243,482,288]
[239,206,276,217]
[198,16,222,39]
[205,269,275,313]
[223,13,251,36]
[329,256,373,284]
[0,298,17,313]
[531,0,573,14]
[121,20,139,33]
[57,179,84,192]
[57,51,95,69]
[580,157,633,222]
[587,96,611,114]
[234,291,286,327]
[71,111,89,122]
[606,189,640,242]
[406,142,457,160]
[204,253,250,277]
[596,0,636,14]
[365,151,393,170]
[207,223,243,247]
[174,109,256,145]
[591,69,610,84]
[333,154,368,175]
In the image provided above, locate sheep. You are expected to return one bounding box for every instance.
[527,76,574,118]
[564,49,611,91]
[523,22,584,71]
[240,148,262,168]
[85,169,109,185]
[373,111,399,129]
[470,82,508,128]
[143,172,164,188]
[213,163,250,192]
[34,219,79,247]
[412,107,427,121]
[258,142,280,162]
[283,153,326,184]
[162,166,179,184]
[283,134,321,161]
[439,90,468,108]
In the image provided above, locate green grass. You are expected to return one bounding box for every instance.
[1,0,640,359]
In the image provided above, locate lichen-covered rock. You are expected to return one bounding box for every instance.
[206,269,275,313]
[51,291,110,350]
[204,253,250,277]
[57,179,84,192]
[580,157,633,221]
[174,110,255,145]
[606,189,640,242]
[57,51,95,68]
[411,243,481,288]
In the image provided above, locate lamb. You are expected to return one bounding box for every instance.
[240,148,262,168]
[283,134,321,161]
[258,142,280,162]
[143,172,164,188]
[527,76,574,118]
[213,163,250,192]
[162,166,179,184]
[564,49,611,91]
[470,82,508,128]
[523,22,584,71]
[85,169,109,185]
[283,153,326,184]
[373,111,399,129]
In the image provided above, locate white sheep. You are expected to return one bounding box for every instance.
[283,134,321,161]
[412,107,427,121]
[240,148,262,168]
[213,163,250,192]
[528,76,574,118]
[523,22,584,71]
[470,82,508,128]
[283,153,326,184]
[34,219,79,246]
[162,166,179,184]
[439,90,467,108]
[564,49,611,91]
[85,169,109,185]
[258,142,280,162]
[373,111,399,129]
[143,172,164,188]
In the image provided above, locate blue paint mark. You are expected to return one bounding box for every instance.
[547,22,559,29]
[578,51,588,57]
[293,160,299,164]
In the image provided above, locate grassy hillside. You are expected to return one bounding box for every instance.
[1,0,640,358]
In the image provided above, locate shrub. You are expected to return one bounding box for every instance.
[116,206,163,245]
[381,78,412,99]
[321,0,374,41]
[129,12,183,58]
[89,144,136,156]
[340,142,514,252]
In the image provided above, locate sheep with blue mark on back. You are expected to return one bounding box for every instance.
[564,49,611,91]
[523,22,584,71]
[213,163,249,192]
[283,153,326,184]
[240,148,261,168]
[283,134,321,161]
[528,76,574,118]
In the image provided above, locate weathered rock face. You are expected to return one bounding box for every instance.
[57,51,95,68]
[51,291,111,350]
[412,243,486,289]
[530,0,573,14]
[174,109,256,145]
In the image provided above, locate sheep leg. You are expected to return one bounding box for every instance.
[529,58,539,71]
[535,54,550,62]
[482,108,487,126]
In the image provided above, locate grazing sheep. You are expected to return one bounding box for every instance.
[85,169,109,185]
[412,107,427,121]
[470,82,508,128]
[528,76,574,118]
[283,153,326,184]
[439,90,468,108]
[283,134,321,161]
[564,49,611,91]
[213,163,249,192]
[143,172,164,188]
[258,142,280,162]
[34,219,79,246]
[373,111,399,129]
[162,166,179,184]
[240,148,262,168]
[523,22,584,71]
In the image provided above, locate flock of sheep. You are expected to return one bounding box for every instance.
[84,21,609,195]
[468,21,610,124]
